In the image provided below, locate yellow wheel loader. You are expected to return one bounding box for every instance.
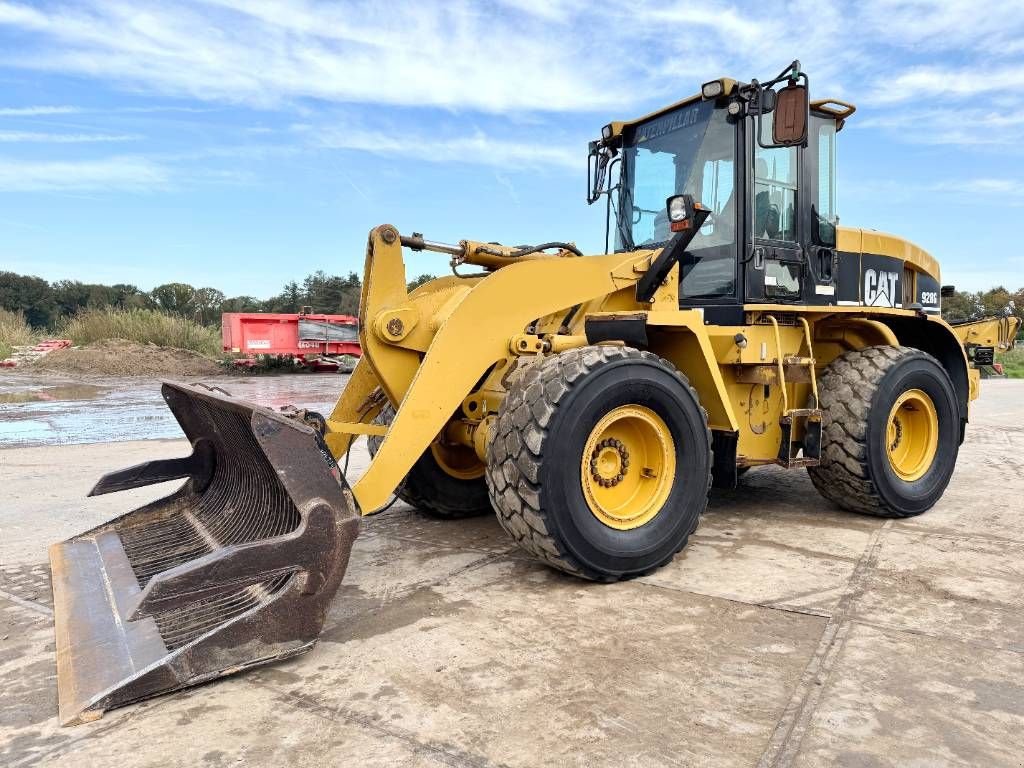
[948,308,1020,373]
[51,61,984,724]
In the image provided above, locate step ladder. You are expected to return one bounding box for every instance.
[765,317,823,468]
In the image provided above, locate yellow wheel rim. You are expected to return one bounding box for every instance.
[430,442,486,481]
[580,405,676,530]
[885,388,939,482]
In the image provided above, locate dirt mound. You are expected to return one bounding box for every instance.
[32,339,223,377]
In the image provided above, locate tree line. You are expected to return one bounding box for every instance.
[0,270,436,329]
[940,285,1024,325]
[1,269,1021,330]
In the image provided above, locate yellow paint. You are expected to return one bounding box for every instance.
[350,247,654,512]
[580,405,676,530]
[644,311,740,432]
[969,368,981,401]
[601,79,854,142]
[838,227,941,283]
[810,99,856,121]
[324,358,385,458]
[949,316,1021,351]
[886,389,939,482]
[603,78,740,140]
[373,306,418,342]
[430,442,486,481]
[765,316,789,413]
[318,212,972,514]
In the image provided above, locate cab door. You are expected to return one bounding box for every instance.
[745,116,803,303]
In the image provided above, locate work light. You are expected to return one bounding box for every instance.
[701,80,724,99]
[667,195,689,223]
[666,194,701,232]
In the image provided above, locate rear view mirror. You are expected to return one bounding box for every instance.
[773,84,808,145]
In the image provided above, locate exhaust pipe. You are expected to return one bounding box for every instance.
[50,382,360,725]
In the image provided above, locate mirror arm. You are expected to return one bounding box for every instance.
[603,157,622,254]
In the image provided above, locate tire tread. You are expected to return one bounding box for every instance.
[809,345,937,518]
[486,345,712,580]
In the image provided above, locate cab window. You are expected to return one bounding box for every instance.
[618,102,737,299]
[755,113,798,242]
[815,118,838,246]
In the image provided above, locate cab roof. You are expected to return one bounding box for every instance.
[603,78,856,141]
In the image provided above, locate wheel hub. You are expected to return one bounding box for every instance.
[580,405,676,530]
[885,388,938,482]
[589,438,629,488]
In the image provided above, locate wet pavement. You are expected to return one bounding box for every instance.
[1,378,1023,766]
[0,372,348,447]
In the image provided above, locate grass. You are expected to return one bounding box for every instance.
[59,307,221,356]
[0,308,39,360]
[999,347,1024,378]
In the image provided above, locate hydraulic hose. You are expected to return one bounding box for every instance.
[507,242,584,258]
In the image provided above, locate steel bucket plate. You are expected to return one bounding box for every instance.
[50,381,360,725]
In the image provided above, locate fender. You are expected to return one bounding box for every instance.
[878,314,972,431]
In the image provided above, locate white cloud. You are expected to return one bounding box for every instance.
[0,155,169,191]
[0,105,79,116]
[495,0,582,21]
[0,130,140,143]
[0,0,1022,161]
[846,177,1024,205]
[0,0,629,113]
[0,1,1020,117]
[868,64,1024,104]
[858,0,1024,56]
[309,126,577,170]
[857,109,1021,146]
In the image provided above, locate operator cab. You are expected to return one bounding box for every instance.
[589,61,855,322]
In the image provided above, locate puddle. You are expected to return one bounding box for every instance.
[0,373,348,447]
[0,384,106,404]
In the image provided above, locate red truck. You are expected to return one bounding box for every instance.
[222,311,360,371]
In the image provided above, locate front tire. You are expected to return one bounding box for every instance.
[809,346,960,518]
[487,345,712,581]
[369,404,492,519]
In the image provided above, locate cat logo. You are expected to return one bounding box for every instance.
[864,269,899,307]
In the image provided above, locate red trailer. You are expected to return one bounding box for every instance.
[222,312,360,371]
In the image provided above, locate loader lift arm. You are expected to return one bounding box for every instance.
[325,224,656,513]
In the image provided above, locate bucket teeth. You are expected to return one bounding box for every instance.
[50,381,360,726]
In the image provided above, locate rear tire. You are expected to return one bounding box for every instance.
[369,404,492,519]
[808,346,960,518]
[486,345,712,581]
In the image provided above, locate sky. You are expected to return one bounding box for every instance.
[1,0,1023,298]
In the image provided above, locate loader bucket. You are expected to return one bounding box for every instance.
[49,382,360,726]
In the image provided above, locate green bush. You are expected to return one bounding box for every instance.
[0,308,38,359]
[59,307,220,356]
[1000,347,1024,379]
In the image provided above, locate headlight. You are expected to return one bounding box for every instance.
[666,194,704,233]
[701,80,724,99]
[667,195,689,222]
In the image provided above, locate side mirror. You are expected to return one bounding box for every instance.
[772,84,808,146]
[941,285,957,298]
[587,141,606,205]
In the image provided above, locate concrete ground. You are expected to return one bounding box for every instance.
[2,380,1024,767]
